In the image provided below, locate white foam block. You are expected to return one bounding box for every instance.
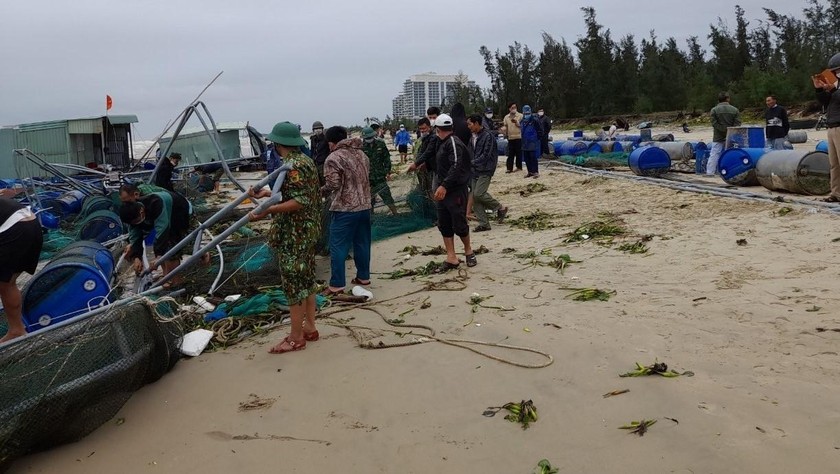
[179,329,215,357]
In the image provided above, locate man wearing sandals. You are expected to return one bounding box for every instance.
[432,114,477,269]
[815,52,840,202]
[321,126,372,295]
[248,121,322,354]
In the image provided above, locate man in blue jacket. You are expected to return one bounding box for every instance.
[394,124,413,163]
[467,114,508,232]
[520,105,543,178]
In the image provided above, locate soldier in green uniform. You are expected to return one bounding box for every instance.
[248,121,322,355]
[361,126,397,215]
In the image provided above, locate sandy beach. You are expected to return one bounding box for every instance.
[10,125,840,473]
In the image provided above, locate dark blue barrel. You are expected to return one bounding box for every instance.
[52,190,86,216]
[628,146,671,177]
[557,140,588,156]
[21,241,115,332]
[573,130,583,138]
[816,140,828,153]
[747,127,766,149]
[691,142,710,174]
[78,209,124,243]
[37,209,60,229]
[587,142,603,154]
[718,148,767,186]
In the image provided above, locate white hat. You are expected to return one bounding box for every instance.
[434,114,453,127]
[399,124,405,129]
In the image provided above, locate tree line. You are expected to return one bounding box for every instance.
[451,2,840,119]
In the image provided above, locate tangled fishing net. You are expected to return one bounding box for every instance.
[0,298,182,464]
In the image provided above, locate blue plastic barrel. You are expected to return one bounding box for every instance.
[78,209,124,243]
[718,148,767,186]
[21,241,115,332]
[628,146,671,177]
[558,141,588,156]
[52,190,86,216]
[747,127,766,149]
[37,210,60,230]
[573,130,583,138]
[587,142,603,154]
[816,140,828,153]
[689,142,709,173]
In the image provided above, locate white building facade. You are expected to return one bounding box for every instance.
[392,72,476,120]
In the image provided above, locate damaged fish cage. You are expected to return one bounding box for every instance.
[0,291,182,467]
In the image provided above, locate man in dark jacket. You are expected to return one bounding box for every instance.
[154,152,181,191]
[764,96,790,150]
[408,107,442,199]
[815,55,840,201]
[432,114,476,269]
[537,107,552,158]
[467,115,508,232]
[309,121,329,185]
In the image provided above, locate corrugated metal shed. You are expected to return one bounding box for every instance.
[107,115,138,125]
[158,129,242,165]
[68,119,103,135]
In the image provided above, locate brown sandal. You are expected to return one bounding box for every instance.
[303,330,320,342]
[268,337,306,354]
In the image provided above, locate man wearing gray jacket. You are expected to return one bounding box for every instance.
[467,114,508,232]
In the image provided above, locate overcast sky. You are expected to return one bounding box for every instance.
[0,0,807,139]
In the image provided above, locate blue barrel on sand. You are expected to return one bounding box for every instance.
[816,140,828,153]
[21,241,115,333]
[36,208,60,230]
[692,142,710,174]
[718,148,767,186]
[587,142,603,154]
[573,130,583,138]
[78,209,124,243]
[556,140,588,156]
[628,146,671,177]
[597,141,623,153]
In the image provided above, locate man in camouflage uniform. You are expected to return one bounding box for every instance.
[361,126,397,215]
[248,121,322,355]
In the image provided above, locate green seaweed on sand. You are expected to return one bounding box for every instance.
[508,211,557,231]
[565,288,615,301]
[619,419,657,437]
[519,182,548,197]
[617,240,649,254]
[619,360,694,378]
[566,220,625,242]
[387,261,446,279]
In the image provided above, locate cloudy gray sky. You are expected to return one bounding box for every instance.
[0,0,806,139]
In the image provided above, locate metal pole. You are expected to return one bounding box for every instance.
[139,166,286,279]
[14,149,100,196]
[147,105,196,185]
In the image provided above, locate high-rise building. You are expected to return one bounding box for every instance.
[392,72,476,120]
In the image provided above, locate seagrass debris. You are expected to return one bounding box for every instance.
[619,360,694,377]
[508,211,557,231]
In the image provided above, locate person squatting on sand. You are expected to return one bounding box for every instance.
[466,114,507,232]
[119,184,191,287]
[432,113,476,269]
[362,126,398,216]
[247,121,322,354]
[0,189,44,343]
[320,126,373,295]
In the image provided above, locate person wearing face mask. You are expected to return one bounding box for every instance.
[815,53,840,202]
[310,121,329,185]
[394,124,413,164]
[412,117,435,205]
[482,107,498,134]
[519,105,543,178]
[502,102,524,173]
[537,108,552,159]
[361,126,398,215]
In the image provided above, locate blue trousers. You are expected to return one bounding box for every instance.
[523,149,539,174]
[329,210,371,288]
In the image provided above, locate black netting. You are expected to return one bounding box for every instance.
[0,299,182,464]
